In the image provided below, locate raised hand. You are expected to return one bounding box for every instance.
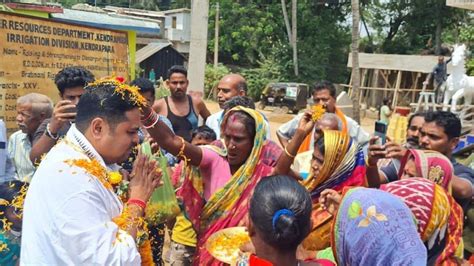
[367,136,386,166]
[319,189,342,215]
[384,137,407,161]
[297,109,316,137]
[49,100,77,134]
[128,151,163,202]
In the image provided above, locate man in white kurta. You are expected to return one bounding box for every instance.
[21,125,140,264]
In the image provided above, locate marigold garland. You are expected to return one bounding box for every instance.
[63,143,154,264]
[312,104,326,122]
[86,77,147,107]
[64,159,123,191]
[108,172,123,185]
[112,204,154,266]
[139,239,154,266]
[65,159,112,190]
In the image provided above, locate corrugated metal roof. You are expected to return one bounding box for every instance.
[103,5,165,18]
[51,8,160,35]
[135,42,173,64]
[161,8,191,15]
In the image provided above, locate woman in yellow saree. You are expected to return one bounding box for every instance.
[282,128,367,251]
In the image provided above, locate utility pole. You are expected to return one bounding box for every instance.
[188,0,210,96]
[213,2,219,68]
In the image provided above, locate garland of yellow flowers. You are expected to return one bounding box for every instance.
[112,205,154,266]
[85,76,147,108]
[62,78,153,264]
[65,158,154,265]
[311,104,326,122]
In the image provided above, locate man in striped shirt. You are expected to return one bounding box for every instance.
[8,93,53,182]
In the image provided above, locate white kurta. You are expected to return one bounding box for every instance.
[21,125,141,265]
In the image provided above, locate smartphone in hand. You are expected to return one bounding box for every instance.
[374,121,387,145]
[65,105,77,120]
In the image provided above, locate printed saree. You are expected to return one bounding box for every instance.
[381,178,464,265]
[176,106,279,265]
[302,130,366,251]
[331,187,427,265]
[398,149,453,190]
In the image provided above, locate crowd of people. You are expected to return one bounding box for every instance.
[0,65,473,266]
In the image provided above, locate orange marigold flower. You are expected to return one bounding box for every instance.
[86,77,147,107]
[311,104,326,122]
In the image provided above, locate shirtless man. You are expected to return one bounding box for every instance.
[153,65,210,142]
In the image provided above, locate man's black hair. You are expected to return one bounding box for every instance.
[223,96,255,112]
[312,80,336,98]
[167,65,188,79]
[424,111,461,139]
[407,112,425,129]
[131,78,155,97]
[54,67,95,95]
[191,125,217,141]
[75,83,141,132]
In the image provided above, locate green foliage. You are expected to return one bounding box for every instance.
[467,59,474,76]
[204,64,230,97]
[240,52,286,100]
[208,0,351,88]
[364,0,468,55]
[156,77,170,99]
[208,0,284,66]
[134,64,144,80]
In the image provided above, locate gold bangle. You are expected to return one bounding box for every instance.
[177,137,189,163]
[284,146,296,159]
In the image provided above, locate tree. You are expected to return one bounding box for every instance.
[206,0,351,98]
[291,0,298,76]
[364,0,466,55]
[280,0,299,76]
[351,0,360,123]
[281,0,292,43]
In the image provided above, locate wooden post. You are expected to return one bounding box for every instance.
[371,69,379,107]
[412,72,420,104]
[393,70,402,108]
[359,68,367,104]
[348,69,353,96]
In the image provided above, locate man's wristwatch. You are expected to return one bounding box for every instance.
[45,123,59,140]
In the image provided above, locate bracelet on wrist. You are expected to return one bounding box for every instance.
[127,198,147,210]
[284,146,296,159]
[141,109,155,122]
[45,123,59,140]
[143,112,159,129]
